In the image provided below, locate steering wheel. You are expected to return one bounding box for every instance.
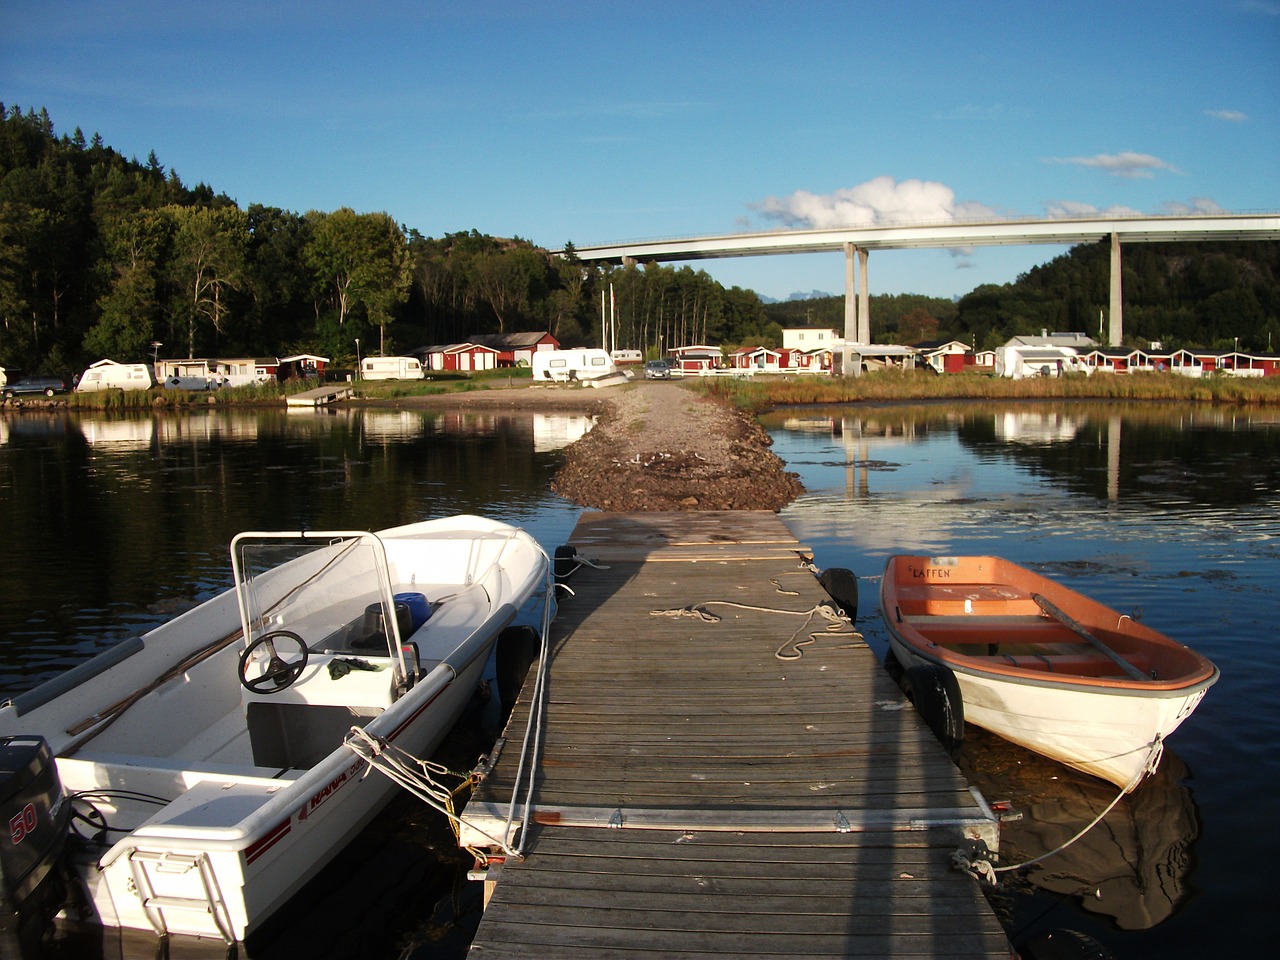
[239,630,309,693]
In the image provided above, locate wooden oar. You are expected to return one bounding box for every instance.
[1031,592,1150,682]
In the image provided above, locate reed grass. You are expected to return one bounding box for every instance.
[690,370,1280,412]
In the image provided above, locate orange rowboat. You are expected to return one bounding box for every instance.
[881,555,1219,791]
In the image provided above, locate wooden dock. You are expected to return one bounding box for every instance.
[285,384,354,407]
[461,511,1009,959]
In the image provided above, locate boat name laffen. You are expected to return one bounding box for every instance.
[298,758,364,821]
[908,565,952,580]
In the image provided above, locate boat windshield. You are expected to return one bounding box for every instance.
[230,531,403,659]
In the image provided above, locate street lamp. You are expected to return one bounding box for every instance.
[354,339,361,379]
[151,341,162,366]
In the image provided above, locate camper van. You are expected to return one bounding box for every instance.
[360,356,424,380]
[531,349,620,383]
[75,359,156,393]
[995,345,1092,380]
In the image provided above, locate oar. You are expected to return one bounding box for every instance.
[1031,592,1149,682]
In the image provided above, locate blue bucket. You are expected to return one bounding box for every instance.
[394,592,431,633]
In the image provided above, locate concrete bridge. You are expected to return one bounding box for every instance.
[561,213,1280,347]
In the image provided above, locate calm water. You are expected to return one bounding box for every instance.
[1,401,1274,957]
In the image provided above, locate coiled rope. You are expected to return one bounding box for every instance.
[650,586,863,661]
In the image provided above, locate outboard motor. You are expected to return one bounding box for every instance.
[0,735,71,959]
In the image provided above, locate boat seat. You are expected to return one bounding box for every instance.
[893,583,1041,618]
[989,653,1134,677]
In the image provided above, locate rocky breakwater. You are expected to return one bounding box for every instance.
[551,381,803,511]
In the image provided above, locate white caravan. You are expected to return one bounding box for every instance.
[995,345,1092,380]
[360,356,424,380]
[75,359,157,393]
[531,349,621,384]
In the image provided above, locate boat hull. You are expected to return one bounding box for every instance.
[886,635,1209,789]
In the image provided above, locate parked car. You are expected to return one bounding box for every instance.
[644,360,672,380]
[3,376,66,399]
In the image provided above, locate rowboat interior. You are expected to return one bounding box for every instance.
[885,557,1212,688]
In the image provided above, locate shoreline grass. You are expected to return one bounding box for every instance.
[689,370,1280,413]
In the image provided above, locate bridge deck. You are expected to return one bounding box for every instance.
[463,511,1009,959]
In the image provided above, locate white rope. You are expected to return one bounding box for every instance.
[649,598,862,661]
[953,736,1165,885]
[345,727,518,857]
[503,560,556,858]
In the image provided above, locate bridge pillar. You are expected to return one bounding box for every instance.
[858,247,870,344]
[843,243,858,343]
[1109,232,1123,346]
[842,244,859,377]
[841,244,872,345]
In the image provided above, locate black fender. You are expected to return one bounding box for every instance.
[553,544,578,583]
[494,625,540,716]
[903,662,964,758]
[817,567,858,624]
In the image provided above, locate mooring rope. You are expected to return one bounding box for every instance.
[952,735,1165,884]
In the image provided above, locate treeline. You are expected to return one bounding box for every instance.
[0,104,774,378]
[3,103,1277,381]
[952,239,1280,351]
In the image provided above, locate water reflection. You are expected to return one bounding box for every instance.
[0,407,588,693]
[961,727,1198,931]
[768,401,1280,510]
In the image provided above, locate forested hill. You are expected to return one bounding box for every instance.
[0,104,774,377]
[2,103,1277,379]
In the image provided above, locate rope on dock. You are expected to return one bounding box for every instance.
[649,596,865,661]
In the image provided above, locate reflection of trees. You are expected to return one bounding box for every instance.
[0,410,567,687]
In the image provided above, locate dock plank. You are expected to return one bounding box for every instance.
[464,511,1008,958]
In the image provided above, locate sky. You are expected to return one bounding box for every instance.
[3,0,1277,301]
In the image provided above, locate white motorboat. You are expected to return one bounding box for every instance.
[0,516,550,944]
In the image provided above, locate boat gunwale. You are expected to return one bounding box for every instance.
[880,554,1219,695]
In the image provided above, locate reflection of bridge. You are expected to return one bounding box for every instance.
[564,213,1280,347]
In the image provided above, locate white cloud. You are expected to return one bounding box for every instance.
[1042,151,1181,178]
[1044,199,1144,219]
[750,176,997,229]
[1205,108,1248,122]
[1044,197,1226,218]
[1158,197,1227,215]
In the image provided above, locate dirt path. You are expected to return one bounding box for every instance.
[386,379,804,511]
[548,381,804,511]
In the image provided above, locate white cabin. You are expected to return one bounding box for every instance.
[75,359,156,393]
[360,356,424,381]
[531,349,619,383]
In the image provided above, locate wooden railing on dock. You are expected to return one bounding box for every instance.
[462,511,1009,959]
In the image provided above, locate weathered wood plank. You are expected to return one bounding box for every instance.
[465,512,1008,958]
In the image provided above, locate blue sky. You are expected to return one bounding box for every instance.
[4,0,1277,300]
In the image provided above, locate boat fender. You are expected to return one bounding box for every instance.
[903,663,964,758]
[553,545,578,583]
[495,626,541,717]
[817,567,858,624]
[1016,928,1115,960]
